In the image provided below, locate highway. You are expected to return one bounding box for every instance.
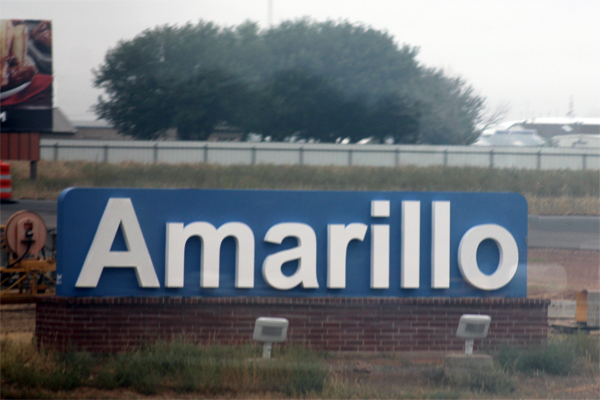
[1,199,599,250]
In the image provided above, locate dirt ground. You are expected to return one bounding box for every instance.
[528,249,599,299]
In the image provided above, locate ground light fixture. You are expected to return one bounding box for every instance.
[456,314,491,355]
[252,317,289,359]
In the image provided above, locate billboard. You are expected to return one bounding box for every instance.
[57,188,528,298]
[0,20,52,132]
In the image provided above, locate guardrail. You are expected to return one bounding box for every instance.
[40,139,600,170]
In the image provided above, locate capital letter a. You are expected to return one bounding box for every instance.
[75,198,160,288]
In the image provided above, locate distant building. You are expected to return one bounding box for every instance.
[516,118,600,140]
[42,110,130,140]
[41,108,77,138]
[42,111,242,141]
[70,119,129,140]
[487,118,600,140]
[472,128,547,147]
[473,117,600,148]
[550,134,600,148]
[70,120,178,140]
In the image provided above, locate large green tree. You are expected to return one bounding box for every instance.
[94,19,484,144]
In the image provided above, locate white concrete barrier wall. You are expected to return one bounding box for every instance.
[588,291,600,328]
[548,300,577,319]
[40,140,600,171]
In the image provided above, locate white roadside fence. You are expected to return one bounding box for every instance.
[41,140,599,170]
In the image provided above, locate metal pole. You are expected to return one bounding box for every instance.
[465,339,474,355]
[263,342,272,359]
[268,0,273,27]
[30,161,37,180]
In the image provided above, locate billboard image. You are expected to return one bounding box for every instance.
[0,19,52,132]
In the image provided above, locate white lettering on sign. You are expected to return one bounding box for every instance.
[401,201,420,288]
[327,223,367,288]
[431,201,451,288]
[75,198,159,288]
[263,223,318,290]
[75,198,520,291]
[370,200,390,289]
[458,224,519,290]
[165,222,254,288]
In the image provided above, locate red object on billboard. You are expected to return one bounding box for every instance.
[0,75,52,106]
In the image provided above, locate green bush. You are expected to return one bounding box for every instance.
[426,364,515,395]
[568,332,600,364]
[494,335,598,375]
[1,338,327,397]
[444,366,516,395]
[0,342,94,392]
[94,341,327,396]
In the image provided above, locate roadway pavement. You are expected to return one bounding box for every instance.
[1,200,57,232]
[528,215,600,251]
[1,200,599,251]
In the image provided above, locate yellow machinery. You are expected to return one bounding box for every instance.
[1,211,56,303]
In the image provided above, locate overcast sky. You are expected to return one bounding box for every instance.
[3,0,599,122]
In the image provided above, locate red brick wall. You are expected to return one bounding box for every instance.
[36,297,549,353]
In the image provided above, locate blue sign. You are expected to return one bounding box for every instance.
[57,188,527,297]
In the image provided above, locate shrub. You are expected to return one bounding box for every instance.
[568,332,600,364]
[94,341,327,396]
[428,364,515,395]
[444,366,516,395]
[1,338,327,396]
[0,339,93,391]
[494,335,596,375]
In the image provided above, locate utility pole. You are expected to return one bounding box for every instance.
[268,0,273,27]
[566,96,575,118]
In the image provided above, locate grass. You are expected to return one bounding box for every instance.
[95,342,327,396]
[438,366,517,395]
[1,339,327,398]
[9,160,600,215]
[0,337,94,392]
[1,336,598,398]
[495,333,599,375]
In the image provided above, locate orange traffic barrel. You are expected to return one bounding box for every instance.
[0,161,11,201]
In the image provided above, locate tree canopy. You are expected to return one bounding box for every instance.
[94,19,485,144]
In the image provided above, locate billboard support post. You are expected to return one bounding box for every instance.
[30,160,37,180]
[0,132,41,180]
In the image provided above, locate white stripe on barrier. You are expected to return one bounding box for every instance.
[0,188,12,193]
[0,175,10,179]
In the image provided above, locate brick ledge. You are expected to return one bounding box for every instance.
[37,296,550,306]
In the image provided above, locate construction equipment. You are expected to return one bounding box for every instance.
[1,210,56,303]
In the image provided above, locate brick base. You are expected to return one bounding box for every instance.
[36,297,549,353]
